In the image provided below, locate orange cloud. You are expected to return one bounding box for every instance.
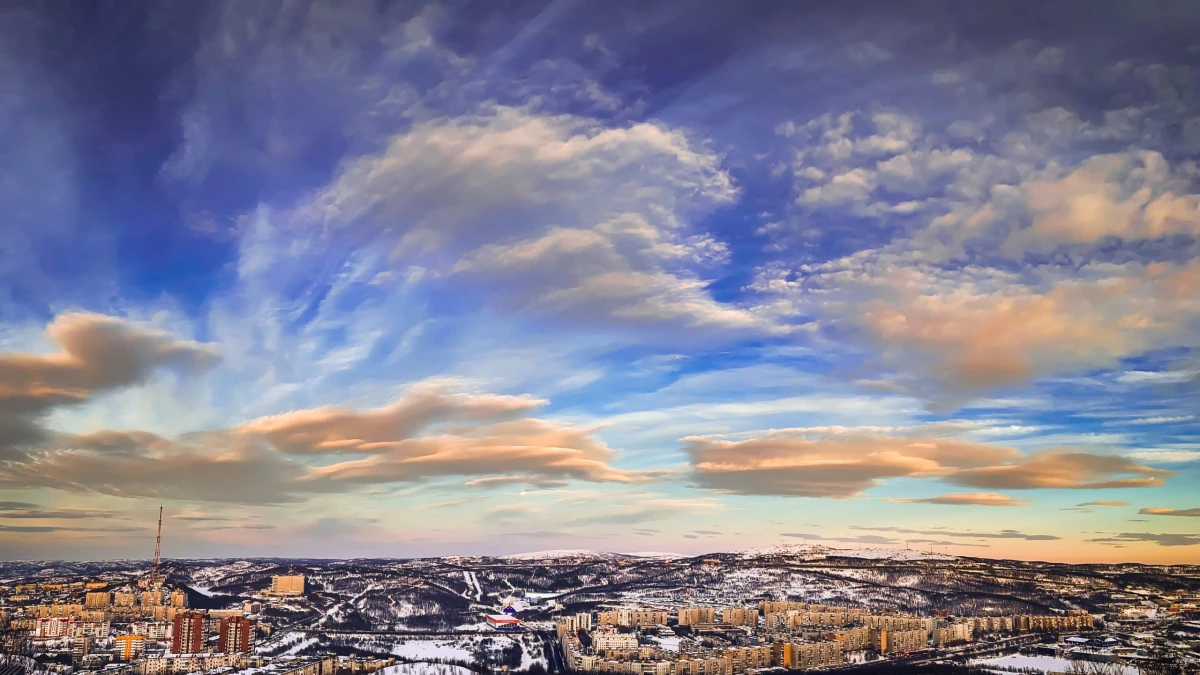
[236,383,543,454]
[0,313,219,453]
[685,429,1171,498]
[947,452,1171,490]
[859,260,1200,394]
[1005,151,1200,254]
[1138,507,1200,517]
[0,386,642,503]
[888,492,1031,507]
[684,431,1020,498]
[307,417,646,487]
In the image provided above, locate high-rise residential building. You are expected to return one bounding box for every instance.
[133,621,172,641]
[85,592,112,609]
[115,635,146,661]
[172,611,205,654]
[34,617,73,638]
[170,589,188,608]
[269,575,305,596]
[722,607,759,627]
[597,610,669,627]
[677,606,717,626]
[141,590,166,607]
[218,617,256,654]
[72,637,91,664]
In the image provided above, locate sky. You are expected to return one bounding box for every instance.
[0,0,1198,564]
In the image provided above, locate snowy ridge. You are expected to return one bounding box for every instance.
[738,543,953,561]
[499,549,622,561]
[499,545,950,562]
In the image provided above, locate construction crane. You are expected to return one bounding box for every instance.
[151,504,163,587]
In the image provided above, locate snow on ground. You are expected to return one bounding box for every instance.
[646,635,681,652]
[973,655,1137,675]
[499,549,615,561]
[738,543,953,561]
[378,664,474,675]
[390,640,473,662]
[282,636,320,655]
[835,547,954,561]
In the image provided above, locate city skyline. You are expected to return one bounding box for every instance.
[1,0,1198,564]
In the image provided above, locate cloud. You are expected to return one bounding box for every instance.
[1125,450,1200,463]
[683,428,1168,498]
[1088,532,1200,547]
[994,152,1200,255]
[283,105,764,334]
[887,492,1031,507]
[852,526,1060,541]
[684,430,1020,498]
[0,501,117,520]
[1138,507,1200,517]
[1080,500,1129,507]
[0,382,643,504]
[236,382,543,454]
[307,417,648,487]
[0,313,220,452]
[946,452,1172,490]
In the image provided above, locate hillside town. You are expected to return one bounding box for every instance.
[1,551,1197,675]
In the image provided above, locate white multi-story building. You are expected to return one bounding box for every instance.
[35,617,73,638]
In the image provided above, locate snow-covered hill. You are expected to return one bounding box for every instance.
[498,549,623,561]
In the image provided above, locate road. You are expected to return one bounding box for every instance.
[539,630,566,674]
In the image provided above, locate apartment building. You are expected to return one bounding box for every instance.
[36,603,84,618]
[593,630,641,652]
[724,646,771,672]
[115,635,146,661]
[758,601,810,615]
[932,622,973,646]
[135,654,265,675]
[721,608,759,627]
[833,627,871,651]
[132,621,172,641]
[771,641,843,670]
[270,575,306,596]
[172,611,205,654]
[971,616,1015,633]
[870,628,927,654]
[558,612,594,636]
[85,592,112,609]
[71,620,111,639]
[678,607,717,626]
[34,616,73,638]
[599,610,670,627]
[218,616,256,653]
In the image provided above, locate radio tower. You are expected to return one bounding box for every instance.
[151,504,163,587]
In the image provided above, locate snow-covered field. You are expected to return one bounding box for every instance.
[972,654,1138,675]
[389,640,474,662]
[646,635,681,652]
[378,665,474,675]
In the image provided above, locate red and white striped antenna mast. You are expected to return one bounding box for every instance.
[152,504,163,586]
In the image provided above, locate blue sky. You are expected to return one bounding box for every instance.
[1,0,1198,562]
